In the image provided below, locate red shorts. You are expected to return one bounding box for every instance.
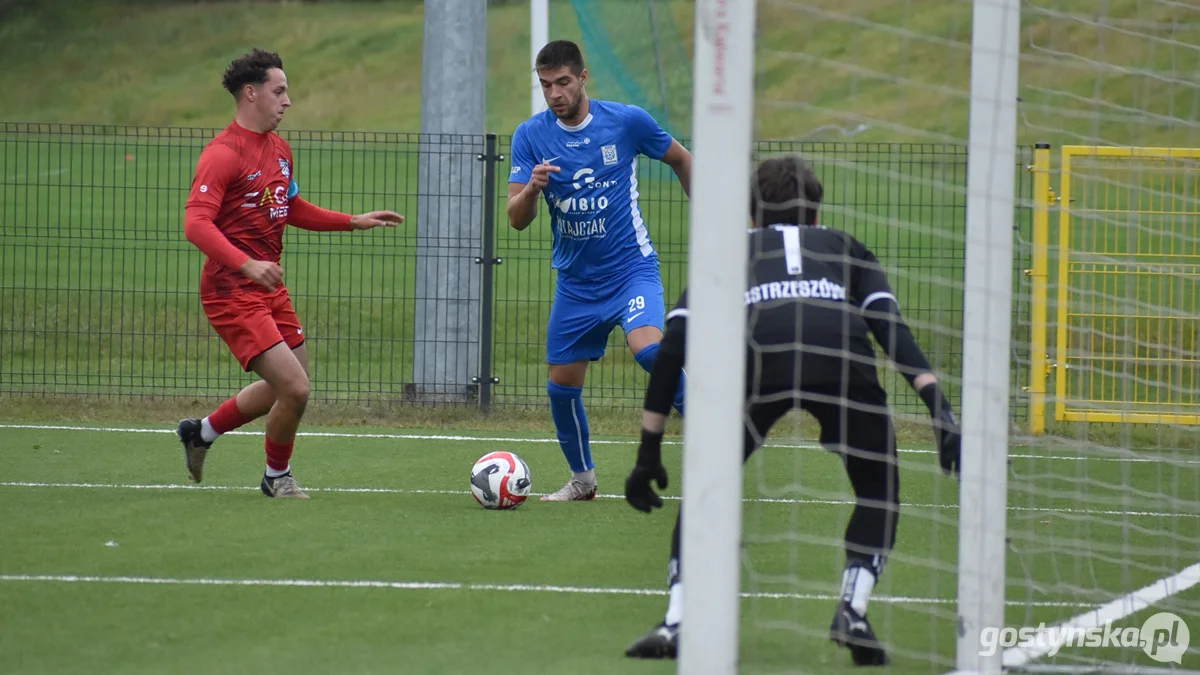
[201,285,305,371]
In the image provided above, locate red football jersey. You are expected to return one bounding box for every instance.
[186,121,296,289]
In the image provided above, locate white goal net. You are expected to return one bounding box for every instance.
[683,0,1200,673]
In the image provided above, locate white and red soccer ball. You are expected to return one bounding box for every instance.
[470,451,532,510]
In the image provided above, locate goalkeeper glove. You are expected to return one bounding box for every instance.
[918,381,961,477]
[625,428,669,513]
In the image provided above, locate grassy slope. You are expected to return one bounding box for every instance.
[0,2,427,131]
[1,0,1197,145]
[0,0,561,136]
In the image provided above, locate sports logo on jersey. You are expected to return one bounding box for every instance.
[278,158,290,178]
[243,184,290,219]
[567,166,617,191]
[601,144,618,166]
[572,167,596,190]
[247,170,262,181]
[553,194,609,214]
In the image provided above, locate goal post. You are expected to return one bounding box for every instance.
[677,0,756,673]
[954,0,1021,673]
[674,0,1200,672]
[530,0,549,116]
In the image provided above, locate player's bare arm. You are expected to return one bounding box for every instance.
[507,161,560,231]
[659,139,692,197]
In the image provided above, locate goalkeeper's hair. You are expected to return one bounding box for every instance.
[751,155,824,227]
[535,40,585,76]
[222,48,284,98]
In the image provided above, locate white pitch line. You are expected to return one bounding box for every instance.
[1002,562,1200,668]
[1,481,1192,519]
[0,573,1093,608]
[4,423,1198,465]
[0,423,836,450]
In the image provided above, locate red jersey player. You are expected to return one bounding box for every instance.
[176,49,404,498]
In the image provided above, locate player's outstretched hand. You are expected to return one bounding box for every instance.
[625,428,669,513]
[240,259,283,290]
[350,211,405,230]
[526,161,560,192]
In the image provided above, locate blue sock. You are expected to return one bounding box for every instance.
[547,381,592,472]
[634,343,686,416]
[633,342,659,374]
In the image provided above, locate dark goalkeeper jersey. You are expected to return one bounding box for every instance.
[668,224,899,392]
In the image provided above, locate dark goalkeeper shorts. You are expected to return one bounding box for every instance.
[741,379,896,464]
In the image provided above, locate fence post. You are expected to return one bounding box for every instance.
[474,132,503,413]
[1027,142,1052,434]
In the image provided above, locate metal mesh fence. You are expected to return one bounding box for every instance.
[0,122,1034,416]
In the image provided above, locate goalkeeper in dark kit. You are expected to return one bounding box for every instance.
[622,154,962,666]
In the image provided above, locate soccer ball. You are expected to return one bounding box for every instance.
[470,451,532,510]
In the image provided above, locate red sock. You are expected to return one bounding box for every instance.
[265,437,294,473]
[207,397,253,435]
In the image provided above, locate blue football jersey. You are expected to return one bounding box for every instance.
[508,99,674,284]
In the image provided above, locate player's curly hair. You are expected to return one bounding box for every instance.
[750,155,824,227]
[535,40,585,75]
[222,48,284,98]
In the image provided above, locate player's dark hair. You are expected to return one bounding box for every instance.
[750,155,823,227]
[535,40,585,76]
[222,48,284,98]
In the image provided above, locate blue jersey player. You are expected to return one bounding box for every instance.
[507,40,692,501]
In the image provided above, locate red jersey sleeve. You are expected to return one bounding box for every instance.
[289,197,353,231]
[185,144,252,271]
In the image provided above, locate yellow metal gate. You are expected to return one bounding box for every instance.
[1046,146,1200,428]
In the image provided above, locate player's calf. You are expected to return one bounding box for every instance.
[543,378,599,500]
[252,343,311,482]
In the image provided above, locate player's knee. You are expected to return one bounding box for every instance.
[291,378,311,406]
[279,375,310,409]
[548,363,587,388]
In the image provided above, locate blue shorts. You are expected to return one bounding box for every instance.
[546,267,666,365]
